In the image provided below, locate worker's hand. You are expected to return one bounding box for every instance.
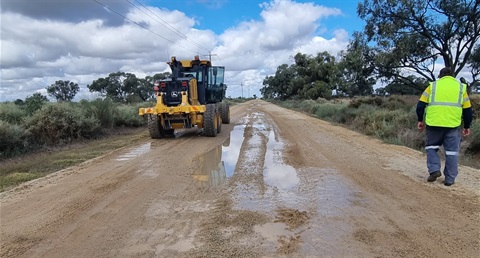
[462,128,471,137]
[417,121,425,131]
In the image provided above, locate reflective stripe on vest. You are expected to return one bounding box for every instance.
[426,79,465,127]
[429,81,463,107]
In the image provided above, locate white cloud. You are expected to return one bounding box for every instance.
[0,0,350,101]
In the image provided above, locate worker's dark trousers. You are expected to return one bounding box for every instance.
[425,127,461,183]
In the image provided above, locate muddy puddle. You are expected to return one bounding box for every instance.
[211,112,370,256]
[192,125,246,189]
[263,129,299,190]
[194,112,364,215]
[221,125,246,177]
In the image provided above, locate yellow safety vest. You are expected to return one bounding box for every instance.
[425,78,466,127]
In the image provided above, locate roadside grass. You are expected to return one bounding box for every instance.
[0,128,148,192]
[272,95,480,169]
[224,97,254,106]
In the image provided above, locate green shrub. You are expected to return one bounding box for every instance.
[381,96,410,111]
[362,109,389,136]
[470,95,480,119]
[0,120,29,158]
[275,100,297,110]
[464,95,479,153]
[80,115,103,138]
[24,93,49,115]
[80,98,117,128]
[25,103,101,146]
[315,98,329,104]
[314,103,349,123]
[339,104,416,144]
[393,95,419,107]
[395,128,425,149]
[466,119,480,153]
[348,96,384,108]
[336,106,358,124]
[0,103,27,124]
[298,100,319,113]
[114,104,145,127]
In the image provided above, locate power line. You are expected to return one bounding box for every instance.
[131,0,186,39]
[94,0,225,64]
[92,0,198,54]
[127,0,210,52]
[213,55,225,66]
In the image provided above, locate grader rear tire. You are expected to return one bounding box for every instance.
[220,102,230,124]
[148,114,165,139]
[203,104,218,137]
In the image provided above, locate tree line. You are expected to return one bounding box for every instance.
[261,0,480,100]
[36,72,171,103]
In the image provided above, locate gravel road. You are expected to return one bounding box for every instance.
[1,100,479,258]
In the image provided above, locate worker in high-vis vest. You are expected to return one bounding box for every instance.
[416,67,473,186]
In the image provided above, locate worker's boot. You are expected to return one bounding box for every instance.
[427,171,441,182]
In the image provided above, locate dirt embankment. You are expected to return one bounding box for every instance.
[1,100,479,258]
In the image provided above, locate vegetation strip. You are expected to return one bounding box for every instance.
[0,129,148,192]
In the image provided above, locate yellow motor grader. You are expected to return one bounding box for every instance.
[139,56,230,138]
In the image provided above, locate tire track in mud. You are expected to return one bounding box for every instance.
[183,110,273,257]
[187,109,316,256]
[230,111,311,255]
[229,111,269,196]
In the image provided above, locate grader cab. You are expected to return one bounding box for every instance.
[139,56,230,138]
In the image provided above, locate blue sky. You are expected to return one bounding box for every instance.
[1,0,366,100]
[158,0,364,35]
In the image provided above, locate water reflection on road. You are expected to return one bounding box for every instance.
[222,125,246,177]
[263,129,299,190]
[192,112,301,192]
[116,143,151,161]
[192,125,246,189]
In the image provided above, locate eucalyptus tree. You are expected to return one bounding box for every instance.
[358,0,480,82]
[338,32,376,96]
[135,72,172,102]
[261,52,342,100]
[46,80,79,102]
[468,44,480,86]
[384,76,428,95]
[24,93,49,115]
[261,64,296,100]
[305,52,339,99]
[88,72,139,103]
